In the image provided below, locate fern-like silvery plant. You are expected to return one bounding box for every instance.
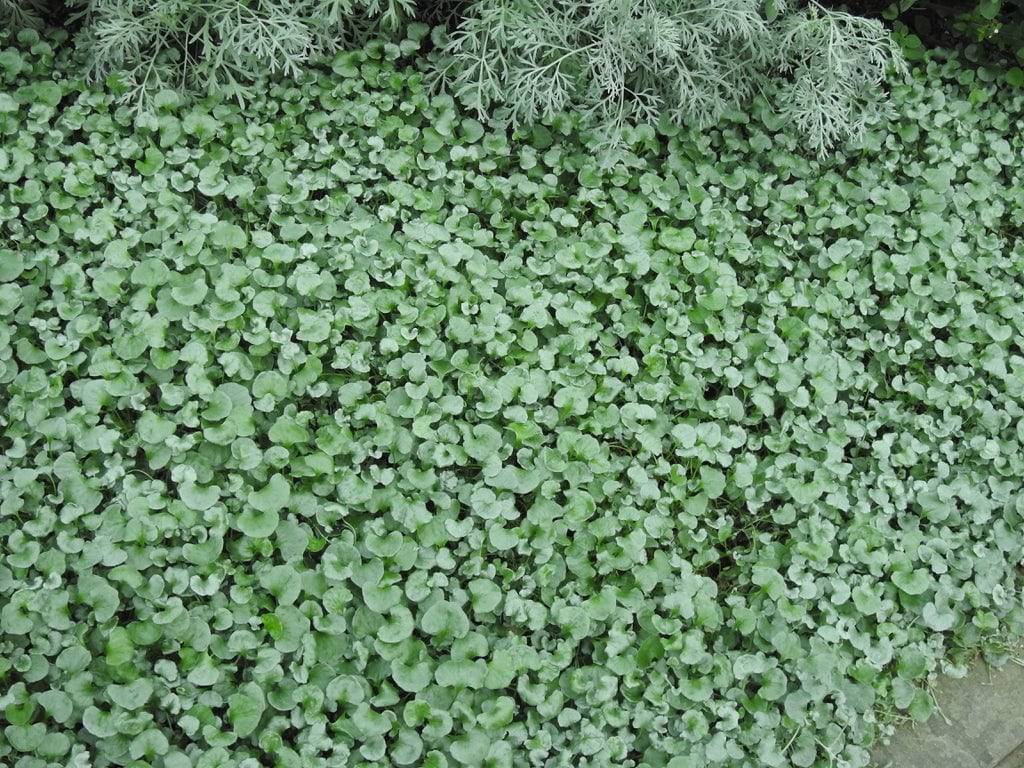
[75,0,414,104]
[436,0,906,154]
[775,3,907,152]
[0,0,50,28]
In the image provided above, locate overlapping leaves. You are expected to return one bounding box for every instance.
[1,26,1024,768]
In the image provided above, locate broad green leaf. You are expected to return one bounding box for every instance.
[227,683,266,738]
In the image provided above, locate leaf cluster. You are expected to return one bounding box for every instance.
[435,0,905,154]
[869,0,1024,67]
[74,0,414,103]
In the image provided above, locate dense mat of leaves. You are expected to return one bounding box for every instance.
[2,26,1024,768]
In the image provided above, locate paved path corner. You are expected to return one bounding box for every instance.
[873,658,1024,768]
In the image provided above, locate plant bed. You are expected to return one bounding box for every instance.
[1,26,1023,768]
